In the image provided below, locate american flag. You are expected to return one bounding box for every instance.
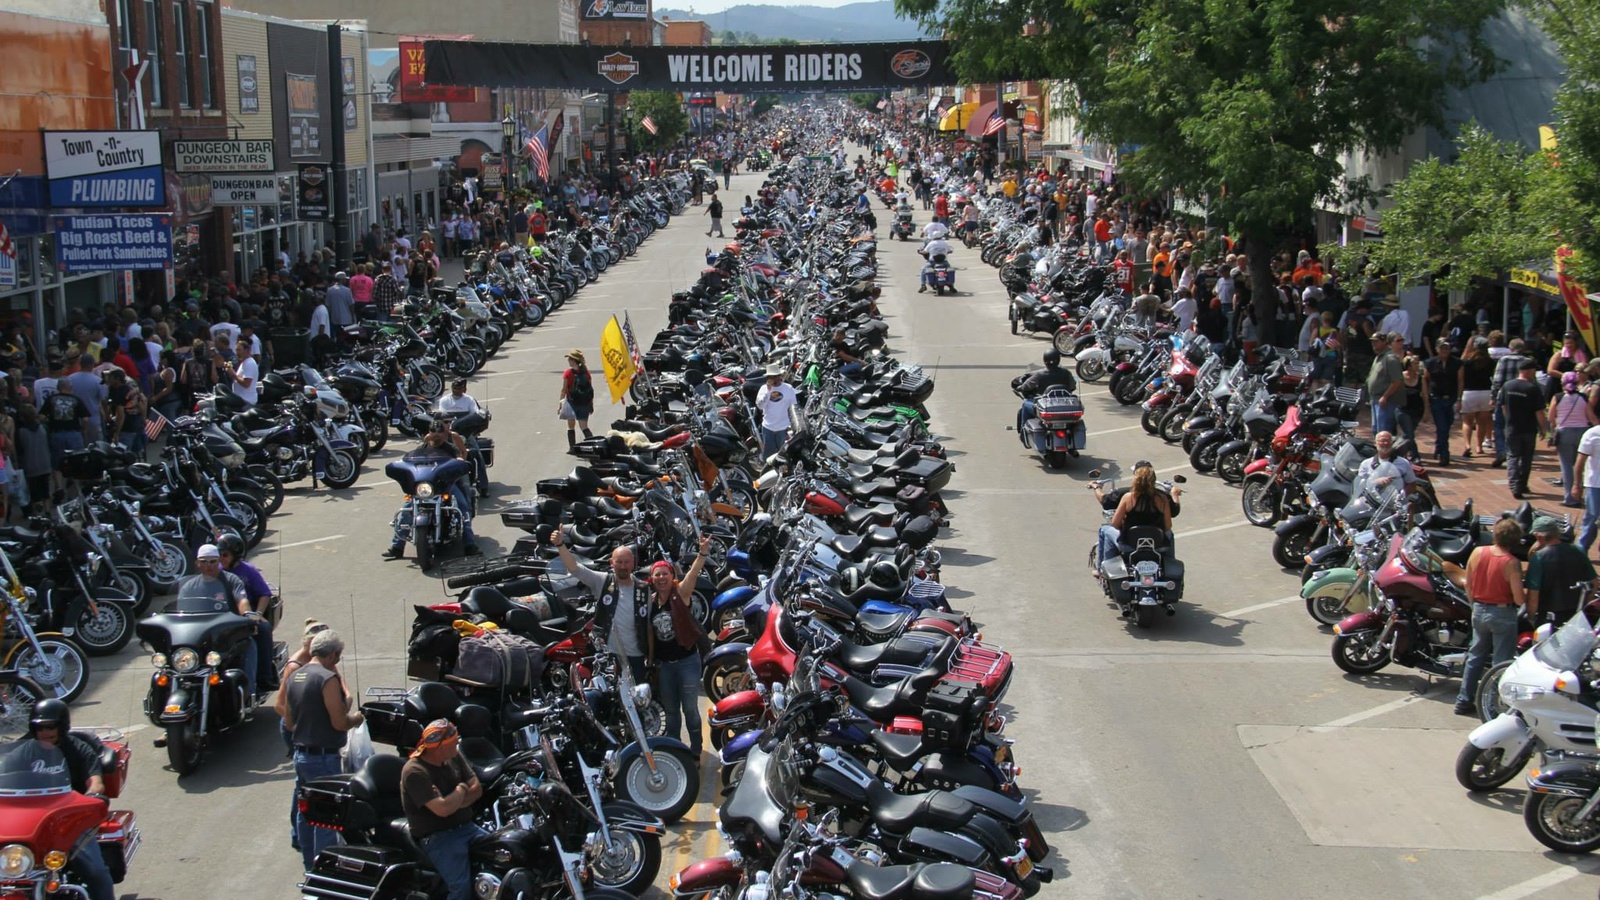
[640,116,658,136]
[526,125,550,181]
[982,112,1006,137]
[621,312,644,374]
[0,220,13,261]
[144,411,169,441]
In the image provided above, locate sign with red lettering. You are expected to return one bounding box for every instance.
[399,40,476,104]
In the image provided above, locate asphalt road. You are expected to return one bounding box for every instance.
[87,164,1597,900]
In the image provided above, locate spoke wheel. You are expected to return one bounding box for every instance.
[12,638,89,702]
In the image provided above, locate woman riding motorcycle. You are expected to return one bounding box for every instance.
[1094,461,1184,564]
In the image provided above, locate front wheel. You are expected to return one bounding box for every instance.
[1190,435,1222,473]
[1076,356,1106,384]
[1113,375,1144,406]
[1306,590,1359,627]
[522,302,545,327]
[615,747,699,823]
[140,536,192,591]
[1331,630,1391,674]
[1216,447,1249,484]
[1272,524,1314,570]
[1160,405,1189,443]
[0,673,45,742]
[1477,660,1514,722]
[1241,476,1282,527]
[1454,741,1532,793]
[166,720,204,775]
[321,449,360,490]
[1052,331,1076,356]
[415,528,435,571]
[1008,305,1019,335]
[360,413,389,454]
[702,656,753,703]
[589,816,663,896]
[1524,791,1600,854]
[73,599,133,656]
[10,637,90,702]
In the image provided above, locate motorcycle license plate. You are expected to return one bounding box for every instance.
[1015,856,1034,878]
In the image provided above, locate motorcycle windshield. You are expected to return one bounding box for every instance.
[0,740,73,795]
[1349,460,1404,512]
[1532,612,1597,673]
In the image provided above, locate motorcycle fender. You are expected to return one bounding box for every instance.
[1243,458,1272,476]
[110,554,151,573]
[1526,759,1600,798]
[1077,348,1106,364]
[712,584,758,614]
[1469,713,1532,754]
[1275,514,1317,537]
[918,751,1007,794]
[950,784,1027,824]
[1304,543,1349,569]
[1195,427,1228,445]
[1301,567,1358,598]
[615,736,693,770]
[718,728,763,766]
[1183,416,1217,433]
[711,689,765,722]
[1216,438,1251,459]
[600,800,666,836]
[328,439,357,452]
[158,684,197,724]
[1332,610,1383,635]
[702,642,751,673]
[901,826,988,866]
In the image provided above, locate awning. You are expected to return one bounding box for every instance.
[964,101,999,137]
[938,101,979,132]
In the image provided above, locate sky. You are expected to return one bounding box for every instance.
[659,0,867,13]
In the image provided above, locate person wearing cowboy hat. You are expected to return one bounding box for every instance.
[557,349,595,453]
[399,719,484,900]
[755,362,798,459]
[1379,294,1411,348]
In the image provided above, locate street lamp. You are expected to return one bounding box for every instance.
[501,115,515,196]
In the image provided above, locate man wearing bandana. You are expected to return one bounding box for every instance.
[400,720,485,900]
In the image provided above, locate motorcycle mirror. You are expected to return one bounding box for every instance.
[1088,469,1103,478]
[1173,475,1187,484]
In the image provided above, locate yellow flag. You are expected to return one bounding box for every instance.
[600,315,634,403]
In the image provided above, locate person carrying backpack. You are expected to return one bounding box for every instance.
[557,349,595,453]
[178,339,213,412]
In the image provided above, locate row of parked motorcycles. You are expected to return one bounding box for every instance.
[967,196,1600,857]
[288,147,1054,900]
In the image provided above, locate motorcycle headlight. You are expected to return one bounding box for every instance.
[416,483,435,499]
[0,844,34,877]
[172,648,201,673]
[205,651,222,667]
[632,683,652,705]
[1503,684,1547,703]
[151,652,167,669]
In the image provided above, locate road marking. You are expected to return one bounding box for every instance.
[535,325,577,332]
[486,370,526,377]
[501,345,559,355]
[257,534,347,553]
[1172,518,1249,540]
[1312,689,1443,730]
[1217,594,1301,618]
[483,397,507,403]
[1475,864,1597,900]
[1087,424,1142,438]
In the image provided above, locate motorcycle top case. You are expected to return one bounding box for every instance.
[922,679,988,748]
[1036,394,1084,420]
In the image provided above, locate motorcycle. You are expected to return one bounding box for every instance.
[1087,471,1188,628]
[1328,526,1478,676]
[0,734,140,896]
[1011,382,1085,469]
[385,447,475,571]
[924,255,957,296]
[136,583,284,775]
[890,207,916,240]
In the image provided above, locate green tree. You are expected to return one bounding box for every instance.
[848,93,884,112]
[897,0,1506,342]
[625,90,689,152]
[1528,0,1600,288]
[1322,125,1552,294]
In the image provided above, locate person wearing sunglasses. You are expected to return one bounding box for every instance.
[27,699,114,900]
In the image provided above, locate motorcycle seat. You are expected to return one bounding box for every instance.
[842,504,896,531]
[406,681,463,723]
[841,668,939,721]
[455,704,506,783]
[0,525,43,543]
[385,819,439,869]
[837,634,952,673]
[1428,532,1475,565]
[595,497,632,519]
[855,611,910,640]
[870,729,928,769]
[848,860,975,900]
[351,754,407,821]
[1417,508,1471,530]
[869,785,975,834]
[846,447,891,466]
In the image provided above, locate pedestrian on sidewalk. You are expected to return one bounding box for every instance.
[1424,339,1462,465]
[1455,516,1530,716]
[1460,337,1497,460]
[1366,332,1404,436]
[1525,516,1599,627]
[1398,354,1428,457]
[1549,371,1598,506]
[1503,358,1551,499]
[704,193,724,237]
[1489,337,1530,466]
[557,350,595,454]
[1574,423,1600,555]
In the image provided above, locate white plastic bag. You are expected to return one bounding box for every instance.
[343,722,374,773]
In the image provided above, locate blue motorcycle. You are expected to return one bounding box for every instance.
[385,447,473,570]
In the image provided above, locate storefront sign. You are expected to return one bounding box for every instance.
[343,57,358,129]
[238,55,260,113]
[399,39,476,104]
[286,73,322,158]
[43,131,166,208]
[423,40,954,94]
[210,175,279,206]
[481,154,503,190]
[297,164,330,220]
[52,214,174,271]
[173,140,275,173]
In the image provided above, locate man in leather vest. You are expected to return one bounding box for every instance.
[277,629,364,871]
[550,529,648,685]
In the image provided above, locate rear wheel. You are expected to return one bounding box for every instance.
[1133,605,1160,629]
[1045,450,1067,469]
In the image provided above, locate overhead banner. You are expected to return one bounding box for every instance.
[43,130,165,208]
[173,140,275,173]
[422,40,954,93]
[210,175,278,206]
[52,214,173,271]
[399,38,476,103]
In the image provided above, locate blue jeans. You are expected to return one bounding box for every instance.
[70,840,115,900]
[253,617,276,687]
[1558,427,1586,500]
[420,822,489,900]
[761,428,788,459]
[391,495,477,550]
[840,361,865,379]
[1493,406,1507,458]
[1430,397,1455,459]
[1581,486,1600,554]
[655,654,703,752]
[239,631,259,697]
[48,430,85,468]
[1457,602,1520,707]
[1097,525,1120,564]
[294,749,345,871]
[1371,399,1398,436]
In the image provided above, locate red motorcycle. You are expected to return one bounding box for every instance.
[1240,405,1347,527]
[0,732,139,897]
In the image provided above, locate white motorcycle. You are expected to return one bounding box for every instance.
[1456,611,1600,791]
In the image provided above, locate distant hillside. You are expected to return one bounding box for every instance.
[657,2,932,42]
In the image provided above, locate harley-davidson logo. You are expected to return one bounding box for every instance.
[890,49,932,79]
[599,51,640,85]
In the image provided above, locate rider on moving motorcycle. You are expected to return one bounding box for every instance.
[917,233,955,293]
[383,417,481,559]
[27,700,115,900]
[1094,461,1183,565]
[1015,350,1078,430]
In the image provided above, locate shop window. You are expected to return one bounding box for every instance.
[114,0,135,91]
[142,0,165,107]
[196,1,215,109]
[174,0,192,109]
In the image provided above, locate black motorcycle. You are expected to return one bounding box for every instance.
[136,585,283,774]
[1,512,139,656]
[385,447,475,570]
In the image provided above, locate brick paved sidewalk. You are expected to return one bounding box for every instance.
[1402,417,1584,529]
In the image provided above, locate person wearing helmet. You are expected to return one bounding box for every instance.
[1014,349,1078,431]
[28,700,115,900]
[217,534,279,692]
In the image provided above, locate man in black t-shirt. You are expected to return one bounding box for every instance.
[1525,517,1599,624]
[1424,340,1463,466]
[44,378,91,476]
[28,700,114,900]
[1502,358,1552,498]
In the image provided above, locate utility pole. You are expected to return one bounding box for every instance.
[327,22,350,265]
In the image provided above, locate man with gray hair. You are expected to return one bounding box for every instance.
[276,628,364,871]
